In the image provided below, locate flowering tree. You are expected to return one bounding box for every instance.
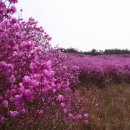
[0,0,88,129]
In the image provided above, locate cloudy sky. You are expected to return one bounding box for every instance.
[16,0,130,51]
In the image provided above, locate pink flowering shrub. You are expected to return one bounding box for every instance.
[0,0,17,22]
[0,0,88,129]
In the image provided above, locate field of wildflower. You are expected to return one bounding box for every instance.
[0,0,130,130]
[66,53,130,86]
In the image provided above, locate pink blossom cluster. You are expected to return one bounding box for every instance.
[0,0,18,22]
[0,0,88,128]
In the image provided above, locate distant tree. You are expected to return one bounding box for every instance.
[58,47,130,55]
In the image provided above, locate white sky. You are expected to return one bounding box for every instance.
[16,0,130,51]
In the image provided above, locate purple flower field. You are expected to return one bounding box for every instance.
[66,53,130,85]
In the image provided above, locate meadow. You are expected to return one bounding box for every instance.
[64,53,130,130]
[77,83,130,130]
[66,53,130,86]
[0,0,130,130]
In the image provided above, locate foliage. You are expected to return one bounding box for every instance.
[0,0,88,129]
[60,48,130,55]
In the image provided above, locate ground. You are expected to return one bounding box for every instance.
[78,83,130,130]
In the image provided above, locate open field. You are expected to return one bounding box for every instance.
[78,83,130,130]
[66,53,130,86]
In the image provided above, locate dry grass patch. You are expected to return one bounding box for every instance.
[81,83,130,130]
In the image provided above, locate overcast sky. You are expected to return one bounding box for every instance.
[16,0,130,51]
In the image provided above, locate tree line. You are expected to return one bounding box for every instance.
[59,48,130,55]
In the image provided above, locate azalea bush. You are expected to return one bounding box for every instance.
[0,0,89,129]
